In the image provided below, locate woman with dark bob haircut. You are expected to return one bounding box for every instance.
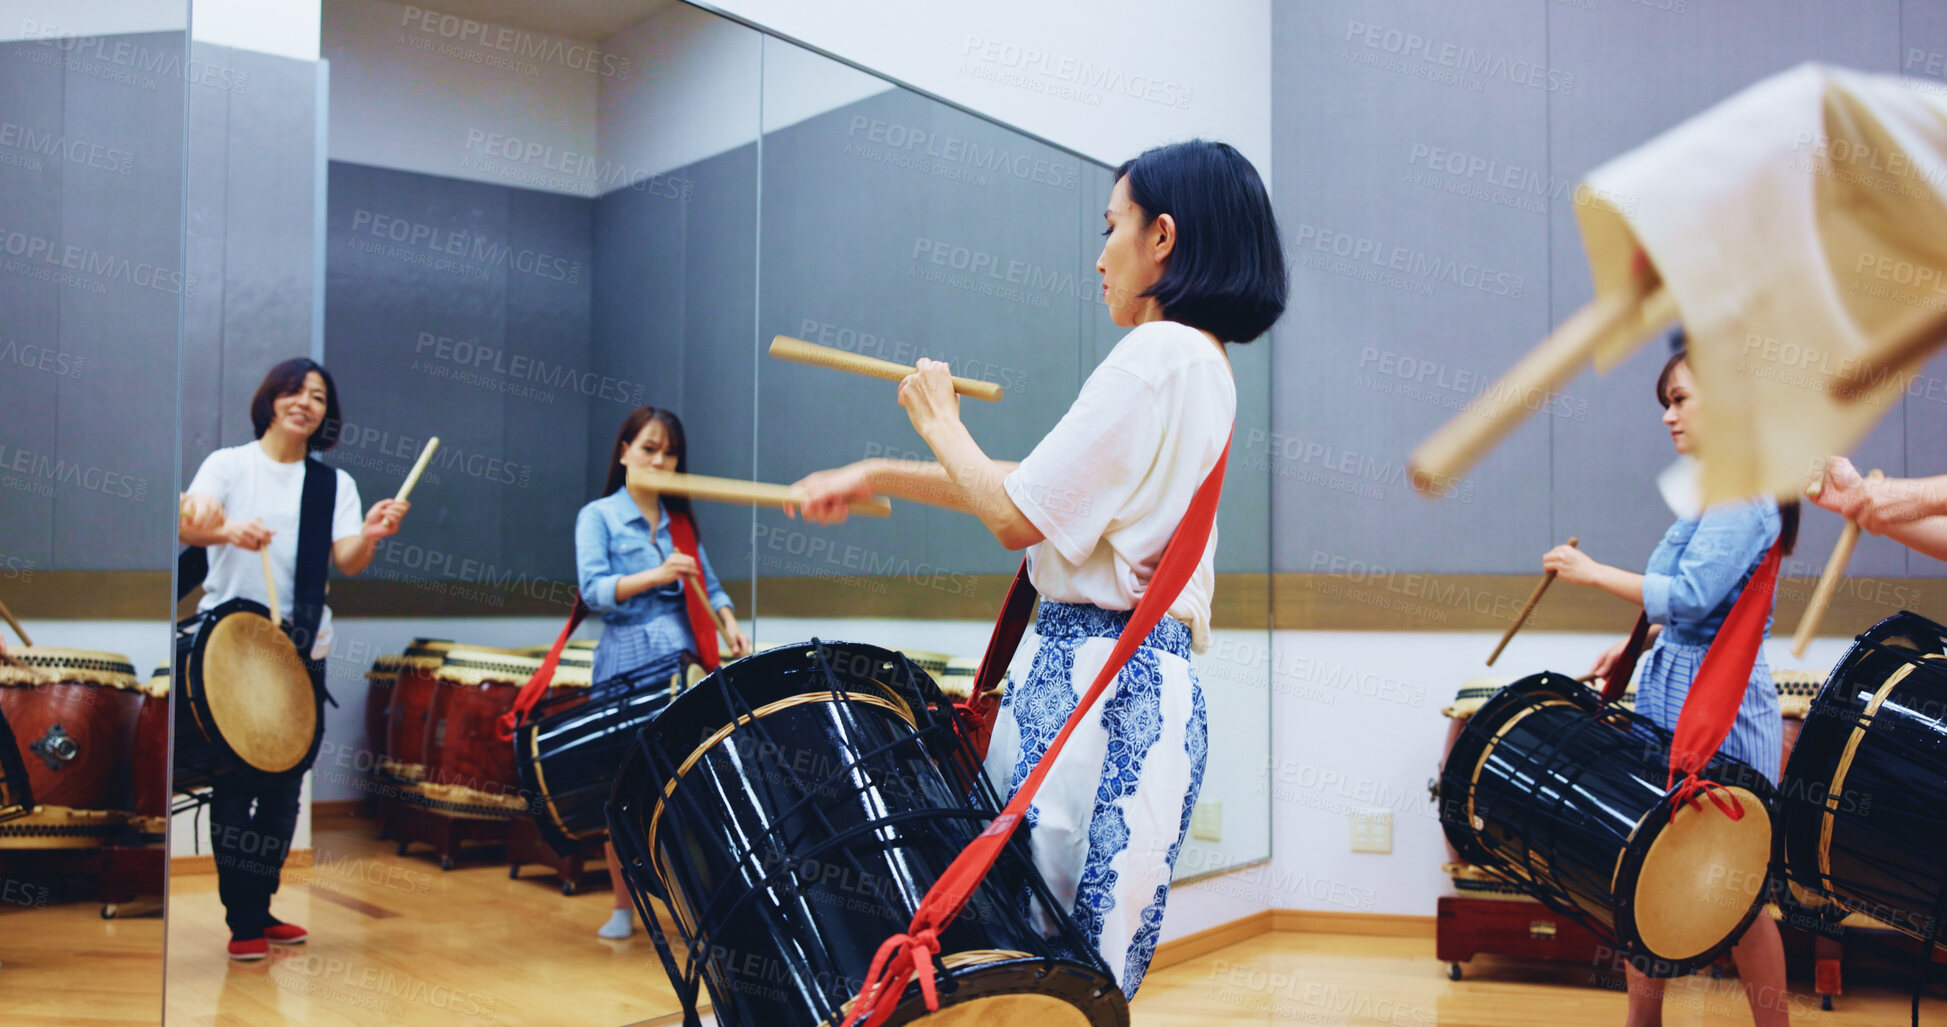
[179,357,413,961]
[791,139,1285,997]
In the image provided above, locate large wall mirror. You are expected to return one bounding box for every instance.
[164,2,1269,1023]
[0,2,187,1020]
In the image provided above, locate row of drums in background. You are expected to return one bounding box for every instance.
[0,648,169,865]
[1437,614,1947,988]
[359,640,987,868]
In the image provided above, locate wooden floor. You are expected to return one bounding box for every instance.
[1132,931,1941,1026]
[5,809,1931,1025]
[164,809,687,1026]
[1,899,164,1025]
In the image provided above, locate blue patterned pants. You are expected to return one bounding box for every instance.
[981,601,1208,1000]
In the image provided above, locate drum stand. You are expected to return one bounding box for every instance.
[506,816,602,894]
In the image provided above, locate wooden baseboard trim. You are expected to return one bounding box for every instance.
[1151,910,1274,972]
[1272,908,1437,938]
[171,848,314,875]
[312,799,366,820]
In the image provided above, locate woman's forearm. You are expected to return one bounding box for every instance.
[861,450,1036,546]
[613,567,669,603]
[1587,565,1646,607]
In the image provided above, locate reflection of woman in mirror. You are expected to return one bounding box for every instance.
[177,358,412,961]
[792,140,1286,997]
[1540,346,1795,1027]
[578,407,750,938]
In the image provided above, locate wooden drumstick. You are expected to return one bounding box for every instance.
[1791,469,1883,657]
[1487,537,1579,666]
[0,596,33,648]
[769,335,1005,402]
[682,574,735,652]
[260,546,280,629]
[388,436,439,526]
[628,468,893,518]
[1410,272,1666,495]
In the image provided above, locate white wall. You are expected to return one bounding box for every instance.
[323,0,599,193]
[1264,630,1855,918]
[694,0,1273,178]
[192,0,319,61]
[597,2,763,184]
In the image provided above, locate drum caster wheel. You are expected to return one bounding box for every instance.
[1822,996,1833,1011]
[1448,963,1463,981]
[440,855,455,871]
[396,842,408,857]
[508,866,520,879]
[560,881,575,896]
[100,905,117,920]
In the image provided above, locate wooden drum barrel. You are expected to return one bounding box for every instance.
[0,648,144,813]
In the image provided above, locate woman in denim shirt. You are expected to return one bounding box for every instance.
[578,406,751,937]
[1542,350,1797,1027]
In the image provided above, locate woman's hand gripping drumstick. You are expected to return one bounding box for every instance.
[680,573,751,659]
[379,436,437,531]
[1488,538,1579,666]
[1791,466,1883,658]
[769,335,1004,402]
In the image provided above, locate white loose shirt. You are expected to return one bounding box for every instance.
[186,443,364,659]
[1003,320,1235,652]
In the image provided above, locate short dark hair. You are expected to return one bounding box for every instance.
[250,358,342,452]
[1114,140,1287,343]
[604,407,692,519]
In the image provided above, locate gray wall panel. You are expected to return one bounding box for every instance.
[0,41,67,570]
[677,145,758,585]
[325,161,597,590]
[181,42,230,479]
[756,89,1088,583]
[1272,0,1553,575]
[501,186,595,589]
[217,46,322,446]
[51,31,186,569]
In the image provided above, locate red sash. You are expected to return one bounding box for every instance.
[1662,540,1782,820]
[841,437,1229,1027]
[666,509,722,674]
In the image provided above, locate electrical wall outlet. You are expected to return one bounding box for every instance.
[1351,809,1393,853]
[1191,801,1222,842]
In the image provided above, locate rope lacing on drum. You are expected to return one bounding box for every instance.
[1667,773,1745,823]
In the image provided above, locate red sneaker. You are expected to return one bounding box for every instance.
[227,936,269,961]
[264,921,309,945]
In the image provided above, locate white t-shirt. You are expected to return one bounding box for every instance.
[186,442,365,659]
[1003,320,1235,653]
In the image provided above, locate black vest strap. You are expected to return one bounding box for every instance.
[288,457,336,661]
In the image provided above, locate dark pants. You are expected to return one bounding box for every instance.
[209,656,322,938]
[210,772,303,937]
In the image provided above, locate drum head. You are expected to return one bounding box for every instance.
[1631,786,1771,962]
[199,602,317,774]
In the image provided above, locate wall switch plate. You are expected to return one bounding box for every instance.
[1351,809,1393,853]
[1191,801,1222,842]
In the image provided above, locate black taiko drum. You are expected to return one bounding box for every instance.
[1439,673,1775,977]
[174,598,323,794]
[514,650,694,857]
[607,639,1127,1027]
[1777,612,1947,945]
